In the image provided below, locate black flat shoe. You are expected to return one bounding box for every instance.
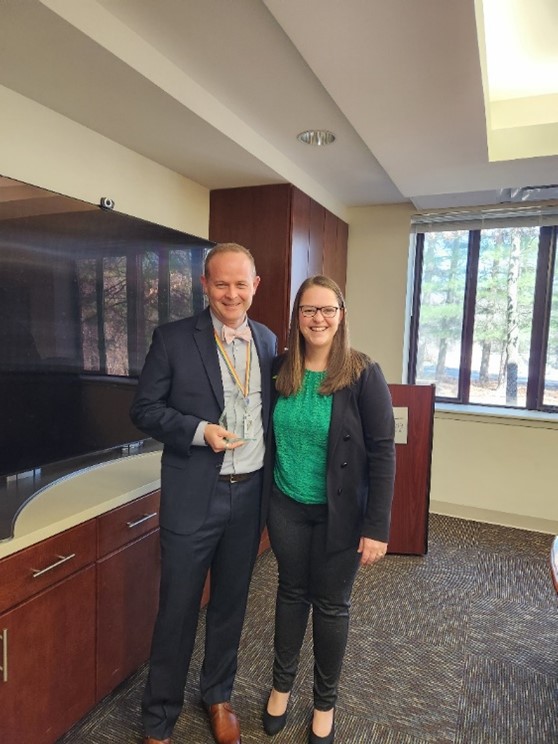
[308,715,335,744]
[262,702,288,736]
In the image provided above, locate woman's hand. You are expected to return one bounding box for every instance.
[357,537,388,566]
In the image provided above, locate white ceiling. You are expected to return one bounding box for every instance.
[1,0,557,216]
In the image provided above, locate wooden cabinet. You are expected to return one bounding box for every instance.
[0,486,271,741]
[96,491,161,700]
[210,184,348,350]
[0,493,162,742]
[0,521,96,744]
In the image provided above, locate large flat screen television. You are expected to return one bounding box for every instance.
[0,175,213,484]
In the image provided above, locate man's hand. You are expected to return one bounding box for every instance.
[357,537,388,566]
[204,423,245,453]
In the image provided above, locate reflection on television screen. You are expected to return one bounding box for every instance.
[0,175,212,478]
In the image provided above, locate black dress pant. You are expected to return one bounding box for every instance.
[142,472,262,740]
[267,486,360,710]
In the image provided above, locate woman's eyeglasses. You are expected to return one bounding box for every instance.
[299,305,341,318]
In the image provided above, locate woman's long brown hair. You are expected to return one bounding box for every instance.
[275,275,370,396]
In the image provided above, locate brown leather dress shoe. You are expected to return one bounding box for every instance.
[207,702,241,744]
[143,737,171,744]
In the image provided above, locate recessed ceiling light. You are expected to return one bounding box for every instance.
[297,129,336,146]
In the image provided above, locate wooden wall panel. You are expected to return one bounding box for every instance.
[290,187,311,332]
[323,213,348,293]
[210,184,349,350]
[308,198,325,276]
[210,185,292,348]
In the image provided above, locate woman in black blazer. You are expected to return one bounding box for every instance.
[262,275,395,744]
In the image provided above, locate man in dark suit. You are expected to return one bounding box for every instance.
[131,243,277,744]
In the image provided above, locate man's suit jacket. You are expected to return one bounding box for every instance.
[131,307,277,535]
[265,355,396,553]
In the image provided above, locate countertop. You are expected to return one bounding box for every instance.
[0,450,161,559]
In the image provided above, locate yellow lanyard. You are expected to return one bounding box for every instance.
[214,330,251,399]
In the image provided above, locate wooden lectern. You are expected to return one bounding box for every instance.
[387,384,435,555]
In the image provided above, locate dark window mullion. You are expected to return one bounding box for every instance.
[458,230,480,403]
[126,252,141,376]
[95,257,107,373]
[407,233,424,384]
[527,226,556,409]
[158,248,170,324]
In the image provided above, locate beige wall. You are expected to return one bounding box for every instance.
[346,204,558,534]
[346,204,414,381]
[0,85,209,236]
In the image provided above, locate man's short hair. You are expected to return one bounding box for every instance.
[204,243,257,277]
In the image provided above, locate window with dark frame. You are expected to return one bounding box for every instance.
[408,208,558,412]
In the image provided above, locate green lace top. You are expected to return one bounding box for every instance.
[273,370,333,505]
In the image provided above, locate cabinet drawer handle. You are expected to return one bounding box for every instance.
[126,512,158,529]
[0,628,7,682]
[31,553,76,578]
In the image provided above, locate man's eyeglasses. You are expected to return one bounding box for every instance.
[299,305,341,318]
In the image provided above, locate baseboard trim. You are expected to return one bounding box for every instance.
[430,500,558,535]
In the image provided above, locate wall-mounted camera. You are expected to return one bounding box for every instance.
[99,196,115,210]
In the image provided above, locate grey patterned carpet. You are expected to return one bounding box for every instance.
[58,514,558,743]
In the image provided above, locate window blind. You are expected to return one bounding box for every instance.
[410,201,558,233]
